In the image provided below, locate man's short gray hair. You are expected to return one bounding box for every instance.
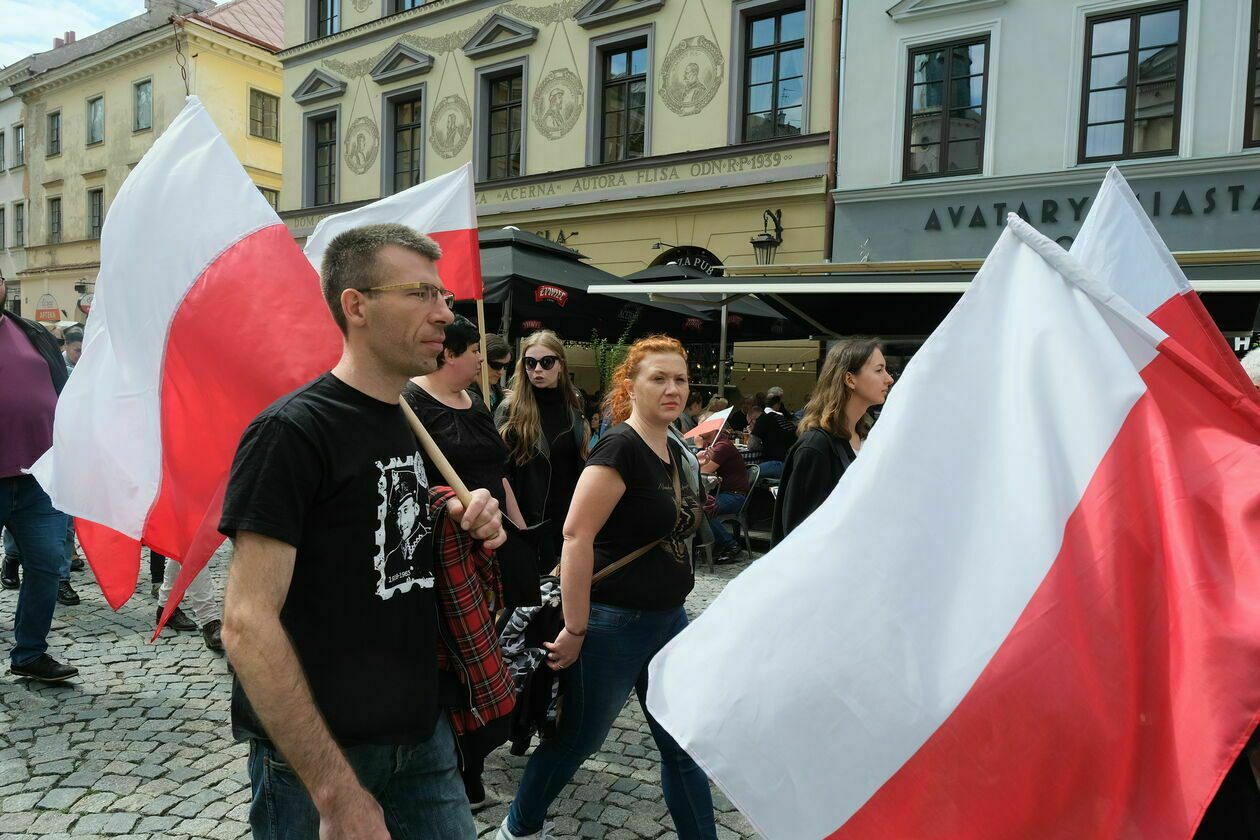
[1242,346,1260,387]
[320,223,443,334]
[766,385,785,404]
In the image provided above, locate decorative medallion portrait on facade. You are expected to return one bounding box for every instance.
[659,35,724,116]
[532,67,584,139]
[344,116,380,174]
[430,94,473,158]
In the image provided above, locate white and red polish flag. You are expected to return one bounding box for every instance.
[646,199,1260,837]
[301,162,483,300]
[29,96,342,615]
[683,406,733,440]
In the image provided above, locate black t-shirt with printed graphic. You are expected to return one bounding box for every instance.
[219,372,439,747]
[586,424,701,611]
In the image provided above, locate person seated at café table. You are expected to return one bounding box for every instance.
[748,386,796,480]
[695,427,749,564]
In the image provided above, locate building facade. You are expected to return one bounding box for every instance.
[276,0,836,283]
[824,0,1260,344]
[1,61,30,314]
[1,0,285,325]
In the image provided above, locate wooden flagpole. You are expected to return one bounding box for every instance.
[400,399,472,506]
[476,297,491,403]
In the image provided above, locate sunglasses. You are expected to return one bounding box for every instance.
[487,359,511,371]
[523,355,560,371]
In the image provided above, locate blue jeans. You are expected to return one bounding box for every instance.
[0,476,70,666]
[4,517,74,584]
[756,460,783,480]
[706,492,746,550]
[507,604,717,840]
[247,711,475,840]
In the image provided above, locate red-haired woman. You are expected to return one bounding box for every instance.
[497,336,716,840]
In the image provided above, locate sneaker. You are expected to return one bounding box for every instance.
[10,653,79,682]
[496,817,555,839]
[159,605,198,632]
[201,619,224,652]
[70,555,84,572]
[0,559,18,590]
[57,580,81,606]
[714,545,743,565]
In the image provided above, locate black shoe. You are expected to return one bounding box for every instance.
[70,555,84,572]
[160,605,198,632]
[714,546,743,565]
[10,653,79,682]
[1,559,18,590]
[56,580,81,606]
[201,619,224,652]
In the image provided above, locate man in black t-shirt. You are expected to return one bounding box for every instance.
[749,387,796,479]
[219,224,505,840]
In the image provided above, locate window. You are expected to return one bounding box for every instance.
[250,90,280,141]
[904,37,989,179]
[394,0,423,11]
[1079,3,1185,162]
[88,189,104,239]
[0,208,5,248]
[392,96,424,192]
[1247,0,1260,148]
[48,198,62,244]
[313,114,337,206]
[485,70,523,180]
[0,131,5,169]
[314,0,340,38]
[87,97,104,144]
[600,43,648,162]
[13,124,24,165]
[258,186,279,210]
[134,80,152,131]
[47,112,61,156]
[742,6,805,141]
[14,203,24,246]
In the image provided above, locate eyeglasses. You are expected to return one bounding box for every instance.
[523,355,560,371]
[363,282,455,308]
[487,359,511,371]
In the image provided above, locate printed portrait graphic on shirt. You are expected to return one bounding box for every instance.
[374,454,434,600]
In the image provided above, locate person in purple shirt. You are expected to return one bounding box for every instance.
[0,274,79,682]
[695,427,750,564]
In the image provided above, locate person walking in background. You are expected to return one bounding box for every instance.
[471,332,513,414]
[695,427,749,564]
[495,330,588,576]
[498,335,715,840]
[156,554,223,651]
[0,275,78,682]
[748,386,796,479]
[772,338,892,545]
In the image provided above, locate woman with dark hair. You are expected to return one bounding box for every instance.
[405,315,525,528]
[495,330,587,574]
[771,337,893,545]
[471,332,513,413]
[497,335,715,840]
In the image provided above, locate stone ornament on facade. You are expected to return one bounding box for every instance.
[344,115,380,175]
[431,94,472,158]
[659,34,723,116]
[532,67,584,139]
[352,0,373,11]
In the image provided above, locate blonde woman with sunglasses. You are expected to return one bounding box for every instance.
[495,330,588,575]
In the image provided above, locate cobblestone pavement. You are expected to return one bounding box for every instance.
[0,544,762,839]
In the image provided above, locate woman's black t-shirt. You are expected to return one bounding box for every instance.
[403,383,509,509]
[585,424,701,610]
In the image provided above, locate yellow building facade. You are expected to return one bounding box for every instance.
[277,0,834,279]
[5,3,284,325]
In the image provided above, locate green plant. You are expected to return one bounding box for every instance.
[591,311,640,389]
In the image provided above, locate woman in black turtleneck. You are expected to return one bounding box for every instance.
[495,330,588,574]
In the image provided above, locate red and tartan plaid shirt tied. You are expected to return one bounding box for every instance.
[429,488,516,735]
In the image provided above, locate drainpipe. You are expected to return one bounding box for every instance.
[823,0,846,261]
[718,305,729,399]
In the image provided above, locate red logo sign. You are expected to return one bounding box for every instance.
[534,285,569,307]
